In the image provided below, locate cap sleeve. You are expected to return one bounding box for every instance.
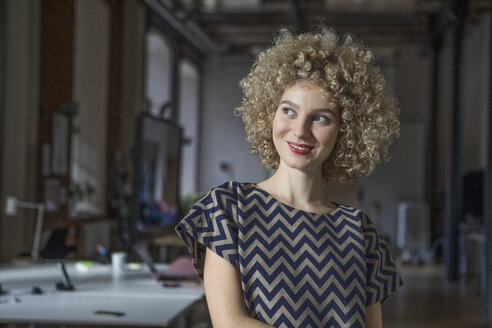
[175,184,239,279]
[363,213,403,306]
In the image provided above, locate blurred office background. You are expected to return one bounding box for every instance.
[0,0,491,326]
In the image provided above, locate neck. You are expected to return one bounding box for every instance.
[260,162,327,208]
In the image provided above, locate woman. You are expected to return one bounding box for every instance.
[176,27,402,328]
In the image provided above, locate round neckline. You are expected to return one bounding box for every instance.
[250,183,340,217]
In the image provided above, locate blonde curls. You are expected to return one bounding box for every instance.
[237,27,400,183]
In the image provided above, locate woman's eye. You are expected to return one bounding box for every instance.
[282,107,295,116]
[314,115,330,123]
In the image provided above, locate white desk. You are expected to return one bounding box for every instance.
[0,261,204,326]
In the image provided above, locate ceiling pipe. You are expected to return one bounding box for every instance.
[140,0,218,56]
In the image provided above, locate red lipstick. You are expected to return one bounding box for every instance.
[287,142,314,155]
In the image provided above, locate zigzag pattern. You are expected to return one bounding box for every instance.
[176,181,402,328]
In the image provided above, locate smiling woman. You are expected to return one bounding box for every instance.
[176,27,402,328]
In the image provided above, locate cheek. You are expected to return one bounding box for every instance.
[317,128,339,149]
[272,115,289,138]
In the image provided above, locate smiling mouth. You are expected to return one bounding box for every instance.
[287,142,314,155]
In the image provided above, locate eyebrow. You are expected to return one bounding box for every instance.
[280,100,338,116]
[280,100,299,109]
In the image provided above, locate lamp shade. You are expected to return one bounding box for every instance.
[5,196,18,216]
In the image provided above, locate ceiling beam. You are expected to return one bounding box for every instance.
[190,11,424,26]
[141,0,218,55]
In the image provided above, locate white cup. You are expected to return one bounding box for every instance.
[111,252,127,277]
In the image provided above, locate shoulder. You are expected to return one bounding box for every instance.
[336,205,374,223]
[178,182,244,231]
[332,205,379,234]
[186,181,254,215]
[201,180,253,202]
[333,204,365,221]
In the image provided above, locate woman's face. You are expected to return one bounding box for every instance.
[272,81,340,174]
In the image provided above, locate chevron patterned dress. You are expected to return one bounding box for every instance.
[176,181,402,328]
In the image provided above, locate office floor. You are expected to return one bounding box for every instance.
[383,264,491,328]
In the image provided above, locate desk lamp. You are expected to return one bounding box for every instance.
[4,196,45,260]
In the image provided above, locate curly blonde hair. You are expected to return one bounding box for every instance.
[237,27,400,183]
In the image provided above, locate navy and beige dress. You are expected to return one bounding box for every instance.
[176,181,402,328]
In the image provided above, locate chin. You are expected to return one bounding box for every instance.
[281,159,319,172]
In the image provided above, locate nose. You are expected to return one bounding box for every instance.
[293,118,311,138]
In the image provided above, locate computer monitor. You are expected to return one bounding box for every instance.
[129,113,182,248]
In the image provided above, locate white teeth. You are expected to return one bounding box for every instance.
[291,144,310,150]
